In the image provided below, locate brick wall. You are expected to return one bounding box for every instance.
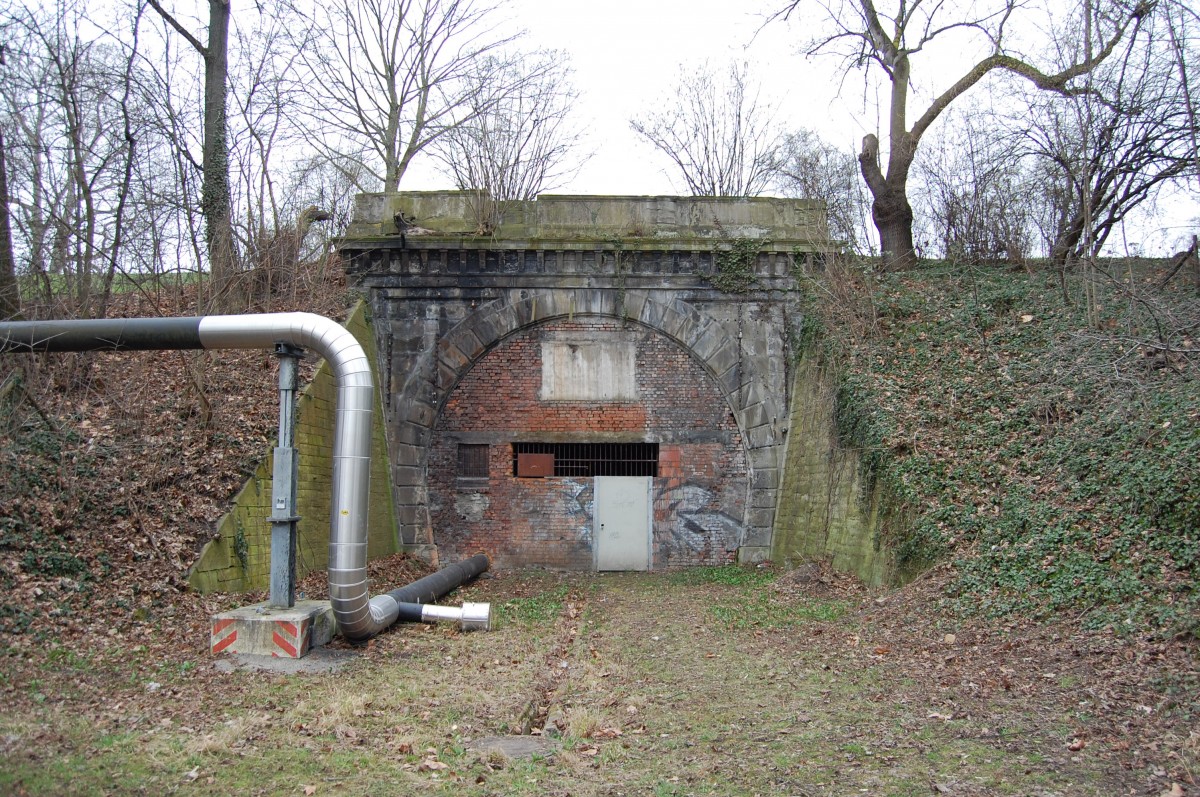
[188,301,398,593]
[428,319,747,569]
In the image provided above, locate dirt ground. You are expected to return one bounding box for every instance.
[0,559,1195,796]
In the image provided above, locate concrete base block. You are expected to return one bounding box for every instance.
[211,600,336,658]
[737,546,771,564]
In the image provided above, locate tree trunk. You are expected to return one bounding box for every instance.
[0,126,20,320]
[871,185,917,271]
[1050,211,1087,268]
[859,132,918,271]
[202,0,237,310]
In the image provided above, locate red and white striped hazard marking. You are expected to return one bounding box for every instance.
[209,609,321,658]
[271,619,311,658]
[210,618,237,654]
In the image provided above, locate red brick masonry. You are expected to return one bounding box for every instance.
[429,319,747,569]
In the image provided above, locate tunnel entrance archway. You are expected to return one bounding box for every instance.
[339,192,835,566]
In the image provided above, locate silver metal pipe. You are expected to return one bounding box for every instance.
[196,313,399,640]
[0,311,481,643]
[0,312,408,643]
[418,602,492,631]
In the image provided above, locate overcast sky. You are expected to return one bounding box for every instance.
[403,0,869,196]
[397,0,1197,253]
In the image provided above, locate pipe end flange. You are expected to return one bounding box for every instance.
[460,602,491,632]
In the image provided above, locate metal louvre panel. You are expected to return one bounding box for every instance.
[512,442,659,477]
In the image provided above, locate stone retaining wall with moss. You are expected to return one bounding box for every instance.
[772,354,894,586]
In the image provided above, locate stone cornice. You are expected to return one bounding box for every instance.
[340,191,837,254]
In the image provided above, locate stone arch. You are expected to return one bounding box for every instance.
[386,287,786,555]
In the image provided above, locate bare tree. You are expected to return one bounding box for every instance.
[630,60,783,197]
[775,0,1154,271]
[430,50,584,228]
[1014,7,1199,266]
[1,0,143,317]
[226,13,315,302]
[0,43,18,320]
[291,0,523,192]
[283,153,368,244]
[145,0,238,307]
[773,128,874,255]
[912,111,1035,264]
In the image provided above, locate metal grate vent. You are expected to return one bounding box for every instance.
[457,443,489,479]
[512,442,659,478]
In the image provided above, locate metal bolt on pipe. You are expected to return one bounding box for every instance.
[0,312,491,641]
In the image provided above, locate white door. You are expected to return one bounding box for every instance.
[594,476,651,571]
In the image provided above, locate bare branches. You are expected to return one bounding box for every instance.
[773,129,875,255]
[1008,6,1198,265]
[629,61,784,198]
[430,49,584,217]
[772,0,1163,270]
[911,6,1145,141]
[144,0,206,56]
[291,0,522,192]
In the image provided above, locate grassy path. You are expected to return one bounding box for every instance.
[541,572,1110,797]
[0,569,1186,795]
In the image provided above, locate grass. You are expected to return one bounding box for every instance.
[665,563,777,588]
[708,593,847,629]
[668,564,847,629]
[497,583,571,627]
[0,570,1186,795]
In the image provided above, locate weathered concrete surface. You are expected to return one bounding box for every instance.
[340,192,837,568]
[210,600,336,658]
[467,736,557,760]
[772,355,894,585]
[347,192,831,244]
[212,647,357,674]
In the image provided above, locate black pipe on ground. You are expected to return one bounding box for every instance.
[387,553,491,607]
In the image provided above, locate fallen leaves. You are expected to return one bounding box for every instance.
[417,757,449,772]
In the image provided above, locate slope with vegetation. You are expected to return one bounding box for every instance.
[799,257,1198,637]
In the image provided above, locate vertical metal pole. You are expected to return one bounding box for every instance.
[269,343,303,608]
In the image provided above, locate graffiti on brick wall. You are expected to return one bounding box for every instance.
[657,481,744,563]
[549,475,590,552]
[561,478,593,546]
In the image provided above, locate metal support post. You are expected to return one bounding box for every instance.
[269,343,303,608]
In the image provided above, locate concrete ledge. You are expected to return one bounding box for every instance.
[211,600,336,659]
[737,546,772,564]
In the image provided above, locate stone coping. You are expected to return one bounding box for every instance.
[342,191,836,251]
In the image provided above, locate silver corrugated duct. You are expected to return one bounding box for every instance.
[195,313,397,640]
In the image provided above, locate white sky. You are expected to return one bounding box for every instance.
[403,0,870,196]
[388,0,1200,252]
